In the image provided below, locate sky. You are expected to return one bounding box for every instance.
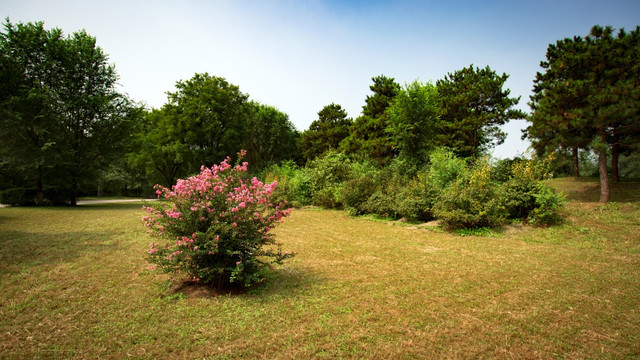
[2,0,639,158]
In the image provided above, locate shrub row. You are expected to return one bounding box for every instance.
[0,186,73,206]
[262,149,565,229]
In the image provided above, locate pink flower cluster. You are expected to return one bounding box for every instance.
[142,151,292,285]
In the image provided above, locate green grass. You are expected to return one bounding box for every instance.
[1,179,639,359]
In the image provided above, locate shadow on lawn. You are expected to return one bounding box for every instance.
[553,177,640,203]
[0,229,123,276]
[76,202,148,210]
[164,266,321,301]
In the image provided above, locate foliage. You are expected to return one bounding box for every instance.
[340,175,378,216]
[0,19,137,205]
[165,73,250,168]
[526,25,640,201]
[306,151,352,208]
[529,182,566,225]
[243,102,301,171]
[393,172,437,221]
[263,160,312,208]
[134,76,303,188]
[436,65,526,158]
[427,148,469,191]
[387,81,440,164]
[298,103,352,161]
[619,153,640,179]
[143,152,294,288]
[433,159,507,229]
[501,154,564,223]
[338,161,379,216]
[340,75,400,165]
[362,168,400,218]
[0,188,36,206]
[130,108,184,187]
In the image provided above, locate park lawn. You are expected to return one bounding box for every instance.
[0,179,639,359]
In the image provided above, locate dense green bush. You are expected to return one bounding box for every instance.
[307,151,352,208]
[394,172,437,221]
[427,148,468,191]
[289,169,312,206]
[491,157,524,182]
[43,186,73,206]
[500,156,565,225]
[0,188,36,206]
[262,161,312,207]
[529,182,565,225]
[338,160,379,215]
[502,179,538,220]
[340,175,378,215]
[433,160,507,229]
[265,148,567,230]
[361,168,399,218]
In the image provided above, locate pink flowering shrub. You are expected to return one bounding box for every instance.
[143,151,294,288]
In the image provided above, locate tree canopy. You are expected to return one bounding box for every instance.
[526,25,640,202]
[0,19,137,204]
[298,103,352,161]
[436,65,526,158]
[243,102,301,169]
[340,75,399,165]
[386,81,440,164]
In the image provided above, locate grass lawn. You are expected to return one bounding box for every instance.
[1,178,639,359]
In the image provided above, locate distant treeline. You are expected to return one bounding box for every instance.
[1,20,638,206]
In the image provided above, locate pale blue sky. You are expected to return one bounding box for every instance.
[2,0,639,158]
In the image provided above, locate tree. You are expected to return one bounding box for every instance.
[0,21,66,205]
[298,103,352,161]
[0,19,136,205]
[386,81,440,164]
[56,30,137,204]
[527,25,640,202]
[436,65,526,158]
[526,36,593,177]
[165,73,250,169]
[603,26,640,183]
[130,107,191,188]
[243,102,301,171]
[341,75,399,165]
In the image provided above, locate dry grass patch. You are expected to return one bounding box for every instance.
[1,181,639,359]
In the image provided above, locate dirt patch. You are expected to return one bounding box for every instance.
[502,223,525,235]
[170,280,250,298]
[423,220,442,227]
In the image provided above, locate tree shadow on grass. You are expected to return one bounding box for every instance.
[0,229,124,277]
[163,266,322,301]
[556,177,640,203]
[76,202,148,211]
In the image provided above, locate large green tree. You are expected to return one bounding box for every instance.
[340,75,399,165]
[0,20,136,205]
[0,21,63,204]
[526,36,593,177]
[134,75,301,184]
[436,65,526,158]
[165,73,250,169]
[130,107,190,187]
[298,103,352,161]
[58,30,137,204]
[243,102,301,170]
[527,25,640,202]
[386,81,440,164]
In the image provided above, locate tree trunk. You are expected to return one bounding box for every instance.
[572,147,580,178]
[36,170,43,206]
[597,131,610,203]
[611,129,620,183]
